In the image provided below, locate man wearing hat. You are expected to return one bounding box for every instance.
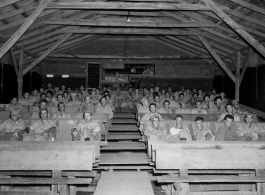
[232,99,245,114]
[137,97,150,113]
[141,103,163,121]
[67,93,82,107]
[143,115,170,140]
[237,113,265,141]
[0,109,27,141]
[174,101,191,114]
[72,111,101,141]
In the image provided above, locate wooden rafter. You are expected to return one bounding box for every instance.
[45,19,215,28]
[201,0,265,58]
[44,2,227,11]
[49,54,211,59]
[0,0,52,59]
[23,33,72,75]
[0,0,21,9]
[240,48,252,83]
[10,49,19,78]
[227,0,265,16]
[61,28,198,35]
[198,36,235,82]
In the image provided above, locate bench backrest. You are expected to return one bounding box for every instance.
[138,113,258,122]
[153,142,265,170]
[28,106,80,113]
[0,141,94,170]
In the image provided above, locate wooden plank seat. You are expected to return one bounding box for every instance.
[152,142,265,195]
[137,113,258,122]
[0,141,95,195]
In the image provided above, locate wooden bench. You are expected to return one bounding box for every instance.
[0,141,95,195]
[152,142,265,195]
[137,113,258,122]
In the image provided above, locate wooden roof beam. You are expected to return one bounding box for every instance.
[49,54,211,60]
[0,0,21,9]
[227,0,265,16]
[45,19,215,28]
[201,0,265,58]
[0,0,52,59]
[61,28,198,35]
[198,36,235,82]
[45,2,226,11]
[23,33,72,75]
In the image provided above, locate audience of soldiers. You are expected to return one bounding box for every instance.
[0,83,264,143]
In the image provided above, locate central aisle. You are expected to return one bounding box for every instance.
[94,172,155,195]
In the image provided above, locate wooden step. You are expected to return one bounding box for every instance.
[95,165,153,170]
[109,125,139,131]
[101,143,146,150]
[112,119,137,124]
[108,134,142,140]
[100,154,149,165]
[109,132,140,135]
[113,115,136,119]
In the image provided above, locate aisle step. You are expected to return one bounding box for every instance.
[100,154,148,165]
[112,119,137,124]
[113,115,136,119]
[101,142,145,150]
[109,132,140,135]
[109,125,138,131]
[94,172,154,195]
[108,134,141,140]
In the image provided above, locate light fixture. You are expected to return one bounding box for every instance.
[46,74,53,77]
[127,11,130,22]
[62,75,69,78]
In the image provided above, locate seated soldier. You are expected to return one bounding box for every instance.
[79,85,87,97]
[46,90,56,105]
[198,89,204,101]
[31,100,52,119]
[62,91,69,104]
[6,97,24,112]
[191,100,208,114]
[79,96,95,113]
[169,115,192,141]
[141,103,163,121]
[0,109,27,141]
[53,86,60,97]
[23,109,57,141]
[143,115,170,140]
[214,115,241,141]
[174,101,191,114]
[95,96,113,119]
[201,94,214,109]
[163,91,172,102]
[220,91,228,105]
[58,84,66,95]
[105,94,115,112]
[33,93,47,106]
[193,117,215,141]
[190,92,199,106]
[52,94,64,106]
[67,93,82,107]
[18,92,33,106]
[71,111,101,141]
[208,96,226,114]
[158,100,173,114]
[218,103,240,122]
[137,97,150,113]
[237,113,265,141]
[232,99,245,114]
[77,92,84,103]
[170,95,180,108]
[52,102,72,119]
[151,94,163,109]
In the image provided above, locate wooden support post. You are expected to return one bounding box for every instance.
[198,35,235,82]
[10,49,19,78]
[174,169,189,195]
[23,33,72,75]
[85,63,88,89]
[235,52,240,100]
[0,0,52,59]
[256,169,265,195]
[52,170,61,195]
[201,0,265,58]
[240,49,252,83]
[99,63,102,89]
[18,50,24,99]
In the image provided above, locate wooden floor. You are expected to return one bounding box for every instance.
[94,172,155,195]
